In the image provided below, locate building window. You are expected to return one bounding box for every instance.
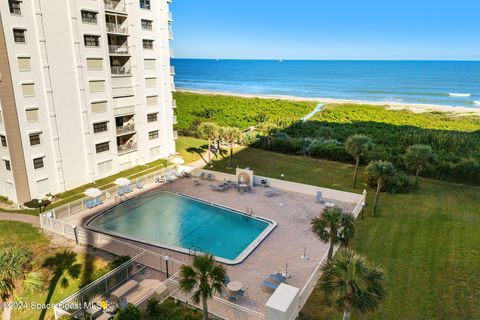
[140,0,151,10]
[93,122,108,133]
[145,77,156,88]
[81,10,98,24]
[33,157,44,169]
[17,57,31,71]
[146,95,158,106]
[91,101,107,113]
[142,39,153,50]
[4,160,11,171]
[13,29,26,43]
[89,80,105,93]
[0,135,6,147]
[86,58,103,70]
[84,35,100,47]
[144,59,155,69]
[147,113,158,123]
[21,83,35,97]
[96,142,110,153]
[25,108,39,122]
[9,0,22,15]
[148,130,159,140]
[29,132,41,146]
[141,19,153,30]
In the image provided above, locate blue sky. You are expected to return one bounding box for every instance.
[170,0,480,60]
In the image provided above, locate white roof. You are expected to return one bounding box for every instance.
[265,283,300,312]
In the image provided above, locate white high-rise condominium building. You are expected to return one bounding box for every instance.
[0,0,177,204]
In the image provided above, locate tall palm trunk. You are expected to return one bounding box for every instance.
[2,301,12,320]
[228,142,234,168]
[372,180,382,216]
[202,297,209,320]
[207,139,212,164]
[415,165,421,187]
[353,156,360,188]
[327,240,334,261]
[342,308,352,320]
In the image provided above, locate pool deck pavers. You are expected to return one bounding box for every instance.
[62,176,355,313]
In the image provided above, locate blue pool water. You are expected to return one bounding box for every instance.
[172,59,480,107]
[87,191,273,263]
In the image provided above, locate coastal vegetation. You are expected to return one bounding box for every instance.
[175,138,480,319]
[174,91,480,185]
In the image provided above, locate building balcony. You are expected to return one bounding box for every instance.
[106,23,129,34]
[116,124,135,136]
[172,99,177,109]
[171,83,176,91]
[111,66,131,76]
[104,0,126,12]
[117,142,138,154]
[172,115,177,124]
[168,12,173,21]
[170,66,175,75]
[173,131,178,140]
[109,44,130,55]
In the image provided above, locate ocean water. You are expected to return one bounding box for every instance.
[172,59,480,107]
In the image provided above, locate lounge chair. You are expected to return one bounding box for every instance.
[124,185,133,193]
[268,273,287,284]
[136,182,143,189]
[116,188,125,197]
[199,172,206,180]
[207,173,214,181]
[224,276,231,286]
[261,280,279,293]
[94,197,102,206]
[84,200,93,209]
[264,189,281,197]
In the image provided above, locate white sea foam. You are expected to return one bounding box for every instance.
[474,101,480,106]
[449,93,471,97]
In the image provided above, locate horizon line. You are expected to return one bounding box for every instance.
[171,57,480,62]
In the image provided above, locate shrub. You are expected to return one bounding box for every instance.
[24,199,51,209]
[367,171,414,194]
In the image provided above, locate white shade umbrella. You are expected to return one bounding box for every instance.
[171,157,185,165]
[84,188,101,198]
[115,178,130,186]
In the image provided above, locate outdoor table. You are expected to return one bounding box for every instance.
[227,281,243,293]
[325,201,336,208]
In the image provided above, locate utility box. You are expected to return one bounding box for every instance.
[264,284,300,320]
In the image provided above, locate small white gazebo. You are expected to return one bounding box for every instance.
[171,157,185,165]
[84,188,102,198]
[115,178,130,187]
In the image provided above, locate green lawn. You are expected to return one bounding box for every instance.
[0,221,114,320]
[186,144,480,319]
[175,136,208,164]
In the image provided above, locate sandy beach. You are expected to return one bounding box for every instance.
[178,88,480,116]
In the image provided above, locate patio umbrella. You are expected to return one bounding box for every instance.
[84,188,101,198]
[115,178,130,186]
[171,157,185,165]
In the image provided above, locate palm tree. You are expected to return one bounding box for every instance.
[311,208,356,261]
[320,248,386,320]
[179,254,226,320]
[215,126,227,158]
[345,134,373,188]
[0,244,45,319]
[403,144,436,187]
[366,160,396,216]
[197,122,220,165]
[258,122,280,149]
[224,127,242,168]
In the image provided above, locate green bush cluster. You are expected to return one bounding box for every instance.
[177,93,480,185]
[115,298,203,320]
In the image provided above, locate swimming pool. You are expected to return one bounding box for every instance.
[86,191,276,264]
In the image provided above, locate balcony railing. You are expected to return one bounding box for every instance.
[168,12,173,21]
[111,66,131,76]
[106,23,128,34]
[172,100,177,108]
[117,142,138,154]
[170,66,175,75]
[109,44,129,55]
[171,83,176,91]
[173,131,178,140]
[172,116,177,124]
[104,0,126,12]
[116,124,135,135]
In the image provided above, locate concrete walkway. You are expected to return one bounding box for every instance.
[0,212,39,227]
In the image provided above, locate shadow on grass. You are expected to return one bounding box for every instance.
[40,250,81,320]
